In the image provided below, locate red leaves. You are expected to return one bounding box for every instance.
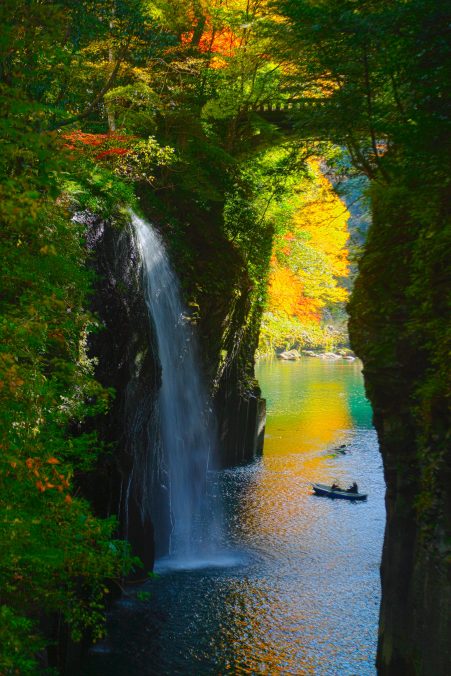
[95,147,129,160]
[61,130,133,162]
[62,131,107,147]
[62,131,131,147]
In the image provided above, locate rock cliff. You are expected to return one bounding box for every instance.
[83,214,168,568]
[84,192,266,569]
[349,183,450,675]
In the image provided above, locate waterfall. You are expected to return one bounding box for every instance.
[131,211,220,565]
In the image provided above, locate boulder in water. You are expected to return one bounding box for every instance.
[278,349,301,360]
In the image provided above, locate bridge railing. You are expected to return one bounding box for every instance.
[248,98,327,113]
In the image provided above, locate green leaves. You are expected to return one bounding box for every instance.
[0,606,48,675]
[0,29,140,669]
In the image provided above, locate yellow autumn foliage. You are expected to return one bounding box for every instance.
[292,161,350,278]
[268,265,322,322]
[266,160,350,327]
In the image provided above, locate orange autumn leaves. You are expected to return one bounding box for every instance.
[268,164,350,324]
[8,455,72,503]
[180,0,269,67]
[269,266,322,322]
[182,19,238,66]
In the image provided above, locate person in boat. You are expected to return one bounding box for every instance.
[347,482,358,493]
[331,482,340,491]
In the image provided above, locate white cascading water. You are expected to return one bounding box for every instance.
[131,211,221,566]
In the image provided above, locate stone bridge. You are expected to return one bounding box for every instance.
[244,98,329,129]
[249,98,327,113]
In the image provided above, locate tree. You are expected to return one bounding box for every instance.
[274,0,450,182]
[259,160,350,354]
[273,2,451,671]
[0,3,147,669]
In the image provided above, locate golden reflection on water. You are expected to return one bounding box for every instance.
[218,575,324,674]
[220,358,372,674]
[85,359,381,676]
[243,360,355,536]
[263,361,353,456]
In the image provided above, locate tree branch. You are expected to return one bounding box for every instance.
[50,36,131,131]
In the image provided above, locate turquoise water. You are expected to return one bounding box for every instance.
[84,357,385,675]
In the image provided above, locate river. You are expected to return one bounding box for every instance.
[84,357,385,675]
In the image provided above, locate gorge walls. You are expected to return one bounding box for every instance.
[83,213,166,570]
[85,196,266,569]
[349,184,450,675]
[136,188,267,470]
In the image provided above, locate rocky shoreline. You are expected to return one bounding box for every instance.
[275,348,356,361]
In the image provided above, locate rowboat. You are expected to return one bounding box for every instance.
[311,482,367,501]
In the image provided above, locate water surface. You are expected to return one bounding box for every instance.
[85,357,384,675]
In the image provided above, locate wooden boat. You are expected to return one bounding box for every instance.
[311,482,367,501]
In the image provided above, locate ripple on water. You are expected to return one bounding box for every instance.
[84,359,384,676]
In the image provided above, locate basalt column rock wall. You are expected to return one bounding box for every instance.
[348,185,450,675]
[82,197,266,574]
[82,214,170,570]
[213,297,266,468]
[137,191,267,469]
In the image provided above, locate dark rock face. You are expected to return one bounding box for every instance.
[215,364,266,467]
[218,389,266,466]
[213,302,267,468]
[136,191,267,468]
[83,202,266,569]
[349,186,450,675]
[83,214,170,571]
